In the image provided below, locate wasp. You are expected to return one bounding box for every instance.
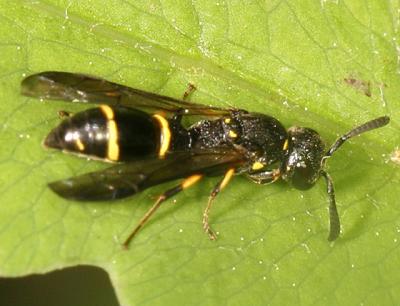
[21,72,390,248]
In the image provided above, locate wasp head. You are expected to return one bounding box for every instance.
[281,126,325,190]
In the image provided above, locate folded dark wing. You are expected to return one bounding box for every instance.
[49,150,246,201]
[21,71,231,117]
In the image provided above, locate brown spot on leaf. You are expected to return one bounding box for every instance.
[344,77,372,97]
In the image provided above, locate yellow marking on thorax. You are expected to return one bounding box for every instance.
[251,161,264,171]
[220,168,235,190]
[228,130,238,138]
[224,118,231,123]
[153,114,171,158]
[283,139,289,150]
[100,105,120,161]
[182,174,203,189]
[75,138,85,151]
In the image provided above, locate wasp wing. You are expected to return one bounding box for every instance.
[21,71,232,117]
[49,150,245,201]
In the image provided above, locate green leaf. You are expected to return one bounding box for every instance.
[0,1,399,305]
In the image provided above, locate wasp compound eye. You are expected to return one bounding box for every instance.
[283,126,325,190]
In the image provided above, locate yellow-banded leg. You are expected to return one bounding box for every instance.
[203,168,235,240]
[246,169,281,184]
[122,174,203,249]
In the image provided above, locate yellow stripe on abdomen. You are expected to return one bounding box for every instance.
[107,119,119,161]
[100,105,120,161]
[153,114,171,158]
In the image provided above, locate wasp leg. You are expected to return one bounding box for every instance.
[182,83,197,100]
[169,84,197,124]
[122,174,203,249]
[320,170,340,241]
[203,168,235,240]
[58,110,73,118]
[246,169,280,184]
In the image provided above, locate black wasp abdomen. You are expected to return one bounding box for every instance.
[111,107,160,160]
[44,105,161,161]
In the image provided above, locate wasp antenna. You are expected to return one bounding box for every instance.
[320,170,340,241]
[325,116,390,158]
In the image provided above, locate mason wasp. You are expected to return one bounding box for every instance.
[21,71,390,248]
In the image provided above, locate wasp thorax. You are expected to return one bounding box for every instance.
[237,113,288,165]
[282,126,326,190]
